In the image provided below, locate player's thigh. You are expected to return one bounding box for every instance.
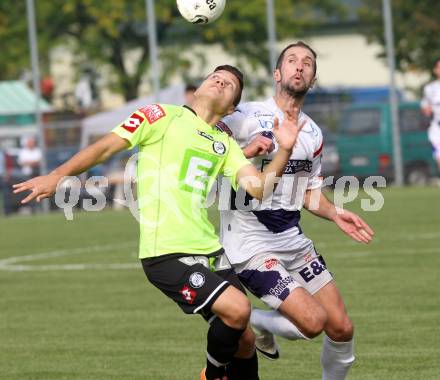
[211,285,251,329]
[313,280,354,341]
[209,256,251,327]
[278,287,327,338]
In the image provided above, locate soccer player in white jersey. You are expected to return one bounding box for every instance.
[218,42,374,380]
[421,58,440,175]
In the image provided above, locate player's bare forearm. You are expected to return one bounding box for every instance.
[304,188,337,221]
[12,133,129,204]
[51,133,128,177]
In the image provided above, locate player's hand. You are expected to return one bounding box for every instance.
[12,173,63,204]
[272,107,305,152]
[333,209,374,244]
[243,135,275,158]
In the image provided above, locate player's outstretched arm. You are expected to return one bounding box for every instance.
[236,108,304,200]
[304,188,374,244]
[12,133,129,204]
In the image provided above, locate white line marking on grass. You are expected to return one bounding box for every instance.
[1,263,140,271]
[0,242,138,272]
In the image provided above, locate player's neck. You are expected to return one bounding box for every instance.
[192,100,222,127]
[273,92,305,113]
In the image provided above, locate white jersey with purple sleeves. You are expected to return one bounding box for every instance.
[219,97,324,265]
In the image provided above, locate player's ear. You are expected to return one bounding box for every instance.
[273,68,281,83]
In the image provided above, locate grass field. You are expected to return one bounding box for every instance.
[1,187,439,380]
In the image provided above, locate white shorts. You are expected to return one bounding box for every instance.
[234,247,333,309]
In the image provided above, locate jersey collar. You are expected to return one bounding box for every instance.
[183,105,197,115]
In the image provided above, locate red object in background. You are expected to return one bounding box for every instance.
[41,77,54,98]
[379,153,391,169]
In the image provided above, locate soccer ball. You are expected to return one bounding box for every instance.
[176,0,226,25]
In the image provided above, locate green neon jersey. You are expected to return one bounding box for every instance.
[112,104,250,259]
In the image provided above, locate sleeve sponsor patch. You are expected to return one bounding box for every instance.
[139,104,166,124]
[122,113,145,133]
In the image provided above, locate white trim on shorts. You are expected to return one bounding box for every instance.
[206,351,228,367]
[193,281,229,314]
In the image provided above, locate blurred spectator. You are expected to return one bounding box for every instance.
[421,58,440,176]
[18,136,42,177]
[0,148,4,197]
[0,148,4,179]
[184,84,197,107]
[75,67,100,112]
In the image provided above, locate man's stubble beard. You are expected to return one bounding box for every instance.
[281,76,312,99]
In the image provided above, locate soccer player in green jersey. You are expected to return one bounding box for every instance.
[13,65,304,380]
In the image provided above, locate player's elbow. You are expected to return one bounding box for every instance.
[237,173,265,201]
[246,187,264,201]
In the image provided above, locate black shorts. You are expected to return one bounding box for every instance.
[141,250,246,320]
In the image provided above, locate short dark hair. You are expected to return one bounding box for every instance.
[276,41,317,76]
[214,65,244,106]
[185,84,197,92]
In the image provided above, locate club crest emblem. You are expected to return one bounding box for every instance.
[189,272,206,288]
[213,141,226,155]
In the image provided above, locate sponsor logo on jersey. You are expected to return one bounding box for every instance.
[180,285,197,304]
[262,159,312,174]
[197,130,214,141]
[216,120,233,136]
[264,258,279,270]
[212,141,226,155]
[254,111,274,118]
[122,113,145,133]
[189,272,206,288]
[258,119,274,129]
[139,104,165,124]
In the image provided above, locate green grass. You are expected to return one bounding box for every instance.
[1,187,440,379]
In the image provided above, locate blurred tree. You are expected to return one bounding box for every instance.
[0,1,33,80]
[0,0,346,101]
[359,0,440,77]
[0,1,61,81]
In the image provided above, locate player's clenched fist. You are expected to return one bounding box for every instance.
[243,134,275,158]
